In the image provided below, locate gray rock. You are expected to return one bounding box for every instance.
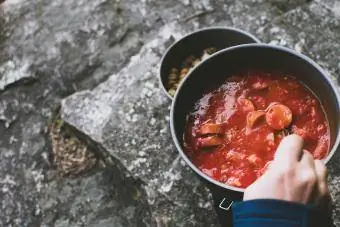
[258,1,340,82]
[0,0,183,225]
[0,98,19,128]
[0,0,221,225]
[61,1,340,226]
[61,23,219,226]
[39,167,152,227]
[319,0,340,17]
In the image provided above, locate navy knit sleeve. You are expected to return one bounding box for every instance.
[232,199,333,227]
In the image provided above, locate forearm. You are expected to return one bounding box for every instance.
[232,199,333,227]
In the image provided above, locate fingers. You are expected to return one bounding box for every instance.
[314,160,331,210]
[274,134,304,164]
[315,160,328,180]
[247,133,331,206]
[300,150,315,169]
[314,160,329,198]
[299,156,330,207]
[298,150,317,203]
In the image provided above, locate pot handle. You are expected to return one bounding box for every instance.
[218,198,234,211]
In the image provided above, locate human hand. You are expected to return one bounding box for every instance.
[244,134,330,208]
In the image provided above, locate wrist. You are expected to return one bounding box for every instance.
[232,199,333,227]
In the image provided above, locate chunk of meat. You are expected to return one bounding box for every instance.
[266,103,292,130]
[197,136,224,148]
[198,123,224,135]
[247,110,266,128]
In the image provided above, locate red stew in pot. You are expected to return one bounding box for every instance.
[184,70,330,188]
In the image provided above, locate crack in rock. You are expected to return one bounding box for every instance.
[61,22,219,226]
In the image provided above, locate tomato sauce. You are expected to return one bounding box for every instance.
[184,70,330,188]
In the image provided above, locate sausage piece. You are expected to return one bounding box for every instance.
[197,136,224,148]
[247,110,266,128]
[266,103,292,130]
[198,123,224,135]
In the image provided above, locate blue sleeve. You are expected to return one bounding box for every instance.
[232,199,333,227]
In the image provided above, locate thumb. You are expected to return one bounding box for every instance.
[274,134,304,165]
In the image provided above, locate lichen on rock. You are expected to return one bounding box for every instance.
[50,116,97,177]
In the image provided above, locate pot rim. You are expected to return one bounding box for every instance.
[170,43,340,193]
[159,26,261,100]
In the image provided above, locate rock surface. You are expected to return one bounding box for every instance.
[0,0,340,226]
[62,23,219,226]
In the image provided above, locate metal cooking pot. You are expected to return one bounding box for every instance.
[170,44,340,226]
[159,27,260,100]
